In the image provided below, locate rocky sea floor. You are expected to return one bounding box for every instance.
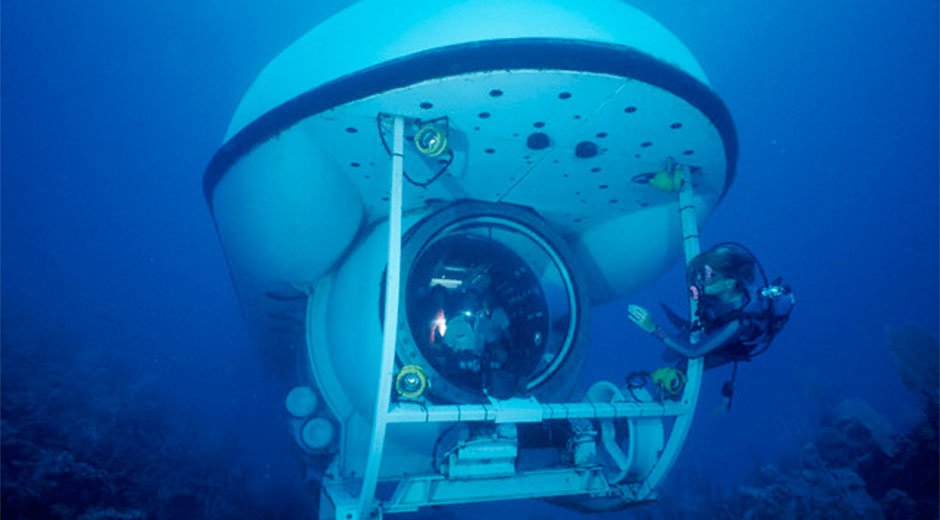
[3,324,937,519]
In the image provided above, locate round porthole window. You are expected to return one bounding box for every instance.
[393,202,585,403]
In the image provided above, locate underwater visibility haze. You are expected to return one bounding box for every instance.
[2,0,938,518]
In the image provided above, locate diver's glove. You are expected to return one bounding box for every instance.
[627,304,658,334]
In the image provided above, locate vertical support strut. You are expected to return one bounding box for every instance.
[357,115,405,519]
[641,161,705,493]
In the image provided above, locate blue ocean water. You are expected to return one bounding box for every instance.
[2,1,936,518]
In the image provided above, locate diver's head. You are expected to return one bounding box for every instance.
[688,246,754,305]
[703,277,740,300]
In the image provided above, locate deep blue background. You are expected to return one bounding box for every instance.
[3,0,937,517]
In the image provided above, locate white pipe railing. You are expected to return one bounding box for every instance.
[639,162,704,495]
[358,116,405,518]
[386,400,692,424]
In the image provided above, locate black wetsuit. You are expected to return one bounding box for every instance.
[653,298,769,369]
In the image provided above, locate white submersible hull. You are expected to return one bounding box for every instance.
[204,1,738,518]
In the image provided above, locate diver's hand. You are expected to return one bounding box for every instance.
[627,304,657,333]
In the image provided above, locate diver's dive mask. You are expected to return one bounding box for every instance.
[688,265,715,301]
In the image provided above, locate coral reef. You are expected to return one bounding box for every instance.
[887,325,939,407]
[638,325,939,520]
[721,389,937,519]
[719,325,939,519]
[1,317,310,519]
[3,309,935,520]
[728,326,940,519]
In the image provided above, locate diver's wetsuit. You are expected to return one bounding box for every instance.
[654,321,744,369]
[653,304,767,370]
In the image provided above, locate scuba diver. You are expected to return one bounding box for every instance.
[627,243,795,406]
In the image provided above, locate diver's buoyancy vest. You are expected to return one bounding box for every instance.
[695,280,794,362]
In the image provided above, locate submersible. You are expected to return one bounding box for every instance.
[204,1,737,517]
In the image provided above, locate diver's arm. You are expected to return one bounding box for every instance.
[654,320,741,358]
[628,304,741,357]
